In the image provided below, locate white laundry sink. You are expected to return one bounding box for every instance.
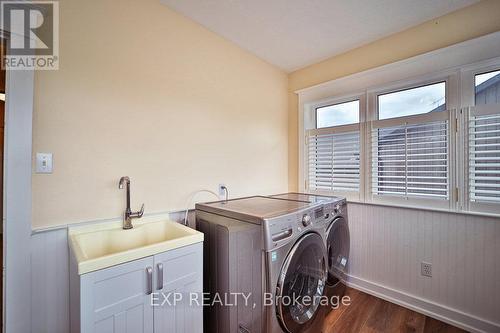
[69,217,203,274]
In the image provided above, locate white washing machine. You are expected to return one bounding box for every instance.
[196,196,329,333]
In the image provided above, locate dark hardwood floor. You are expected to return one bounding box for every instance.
[321,288,467,333]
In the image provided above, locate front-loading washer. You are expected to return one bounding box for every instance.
[267,229,327,333]
[196,195,329,333]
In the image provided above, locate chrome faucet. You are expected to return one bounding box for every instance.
[118,176,144,229]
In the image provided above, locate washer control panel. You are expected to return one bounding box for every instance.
[263,198,347,251]
[264,205,327,250]
[324,199,346,218]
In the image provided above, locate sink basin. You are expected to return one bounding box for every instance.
[69,218,204,274]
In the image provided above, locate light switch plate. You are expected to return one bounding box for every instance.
[36,153,53,174]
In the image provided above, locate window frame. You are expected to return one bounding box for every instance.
[465,105,500,215]
[306,124,361,200]
[474,69,500,105]
[366,76,456,210]
[298,43,500,217]
[368,110,455,210]
[305,93,366,202]
[315,98,361,128]
[460,59,500,215]
[376,80,447,121]
[461,60,500,107]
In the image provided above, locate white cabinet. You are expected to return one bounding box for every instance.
[153,244,203,332]
[70,243,203,333]
[79,256,155,333]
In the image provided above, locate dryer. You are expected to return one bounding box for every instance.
[269,193,350,297]
[196,196,329,333]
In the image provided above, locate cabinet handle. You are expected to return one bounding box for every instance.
[157,263,163,290]
[146,266,153,295]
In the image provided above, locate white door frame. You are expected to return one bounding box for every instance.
[1,29,34,333]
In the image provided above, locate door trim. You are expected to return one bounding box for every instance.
[1,28,34,333]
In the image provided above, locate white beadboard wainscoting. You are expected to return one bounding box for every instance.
[347,203,500,333]
[31,228,70,333]
[30,210,192,333]
[30,206,499,332]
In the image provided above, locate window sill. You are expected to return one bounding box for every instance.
[345,199,500,220]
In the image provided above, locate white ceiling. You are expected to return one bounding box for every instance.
[160,0,478,72]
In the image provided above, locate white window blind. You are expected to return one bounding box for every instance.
[307,127,360,193]
[371,113,449,199]
[468,106,500,203]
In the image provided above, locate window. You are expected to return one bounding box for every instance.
[468,69,500,208]
[378,82,446,120]
[371,118,449,200]
[371,82,450,203]
[475,70,500,105]
[316,100,359,128]
[307,131,360,193]
[307,99,361,198]
[468,112,500,203]
[301,54,500,216]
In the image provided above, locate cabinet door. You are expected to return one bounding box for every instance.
[153,243,203,333]
[80,256,155,333]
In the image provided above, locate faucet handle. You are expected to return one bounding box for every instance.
[138,204,145,218]
[130,203,145,219]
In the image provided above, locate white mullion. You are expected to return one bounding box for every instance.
[404,124,408,197]
[448,109,456,207]
[330,135,335,191]
[457,107,470,211]
[372,111,449,129]
[307,123,360,136]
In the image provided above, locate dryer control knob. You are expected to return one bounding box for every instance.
[335,204,342,214]
[302,214,311,227]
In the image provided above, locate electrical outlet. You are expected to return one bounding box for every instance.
[218,184,227,200]
[421,262,432,277]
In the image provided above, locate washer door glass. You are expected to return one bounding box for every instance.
[276,232,327,333]
[326,217,350,286]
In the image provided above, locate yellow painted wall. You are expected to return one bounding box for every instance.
[33,0,500,227]
[287,0,500,191]
[32,0,288,228]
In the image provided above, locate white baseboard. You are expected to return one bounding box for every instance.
[346,275,500,333]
